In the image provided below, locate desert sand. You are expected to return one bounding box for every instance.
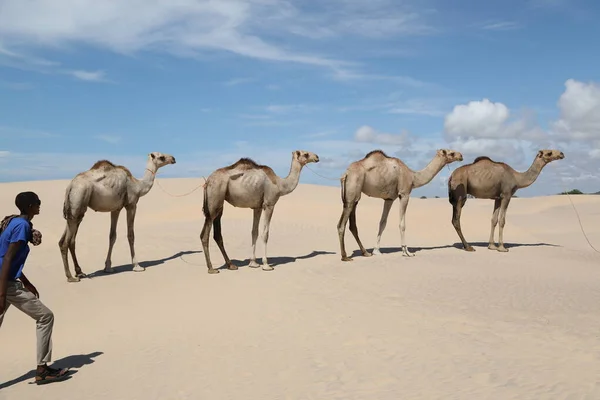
[1,178,600,400]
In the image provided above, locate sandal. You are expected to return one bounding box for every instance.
[35,365,70,385]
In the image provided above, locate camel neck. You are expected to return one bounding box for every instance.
[135,162,157,197]
[514,157,545,189]
[412,156,445,188]
[278,159,303,196]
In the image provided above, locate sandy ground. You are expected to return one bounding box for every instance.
[1,178,600,400]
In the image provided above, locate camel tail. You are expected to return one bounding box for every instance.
[202,181,210,219]
[62,185,73,220]
[447,175,455,204]
[340,173,347,206]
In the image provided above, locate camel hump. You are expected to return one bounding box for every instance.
[226,157,266,170]
[226,157,277,184]
[363,149,390,159]
[91,160,117,169]
[473,156,494,164]
[90,160,134,178]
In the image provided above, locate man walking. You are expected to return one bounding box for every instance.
[0,191,69,385]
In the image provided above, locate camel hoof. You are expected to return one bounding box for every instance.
[132,265,145,272]
[341,256,353,262]
[208,269,220,274]
[248,261,260,268]
[103,267,115,274]
[362,251,373,257]
[262,265,274,271]
[465,246,475,252]
[67,276,80,283]
[403,252,415,257]
[497,247,509,253]
[488,244,498,250]
[372,249,382,256]
[228,264,238,270]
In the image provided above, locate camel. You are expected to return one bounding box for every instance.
[58,152,176,282]
[200,150,319,274]
[337,149,464,261]
[448,149,564,252]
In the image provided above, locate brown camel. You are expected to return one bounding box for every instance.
[448,149,564,252]
[337,149,464,261]
[201,150,319,274]
[59,152,176,282]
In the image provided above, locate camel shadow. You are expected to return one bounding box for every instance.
[87,250,203,278]
[218,250,336,270]
[357,242,561,256]
[0,351,103,389]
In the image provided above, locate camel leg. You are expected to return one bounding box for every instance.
[488,199,501,250]
[69,221,87,278]
[58,219,83,283]
[337,203,354,261]
[349,202,371,258]
[260,205,275,271]
[200,213,219,274]
[451,196,473,251]
[104,209,121,273]
[496,197,511,252]
[213,210,236,270]
[398,195,414,257]
[373,199,394,256]
[125,204,143,272]
[249,208,263,268]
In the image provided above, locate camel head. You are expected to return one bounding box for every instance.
[148,152,176,169]
[436,149,463,164]
[293,150,320,166]
[536,149,565,164]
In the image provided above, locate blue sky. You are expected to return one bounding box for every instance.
[1,0,599,197]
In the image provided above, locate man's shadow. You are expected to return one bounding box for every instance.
[0,351,103,389]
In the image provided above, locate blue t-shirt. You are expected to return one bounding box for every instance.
[0,217,31,281]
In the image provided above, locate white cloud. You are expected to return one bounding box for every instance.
[330,70,434,88]
[0,0,432,83]
[354,125,411,146]
[444,98,544,141]
[442,98,544,166]
[224,77,254,86]
[388,99,447,117]
[480,21,520,31]
[0,42,110,82]
[0,126,60,138]
[551,79,600,141]
[69,70,108,82]
[94,135,121,144]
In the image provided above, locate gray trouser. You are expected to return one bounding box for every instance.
[0,280,54,365]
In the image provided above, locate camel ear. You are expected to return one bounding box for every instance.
[295,150,300,158]
[150,153,156,159]
[441,149,447,156]
[537,150,543,158]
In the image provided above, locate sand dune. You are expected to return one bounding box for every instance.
[1,178,600,400]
